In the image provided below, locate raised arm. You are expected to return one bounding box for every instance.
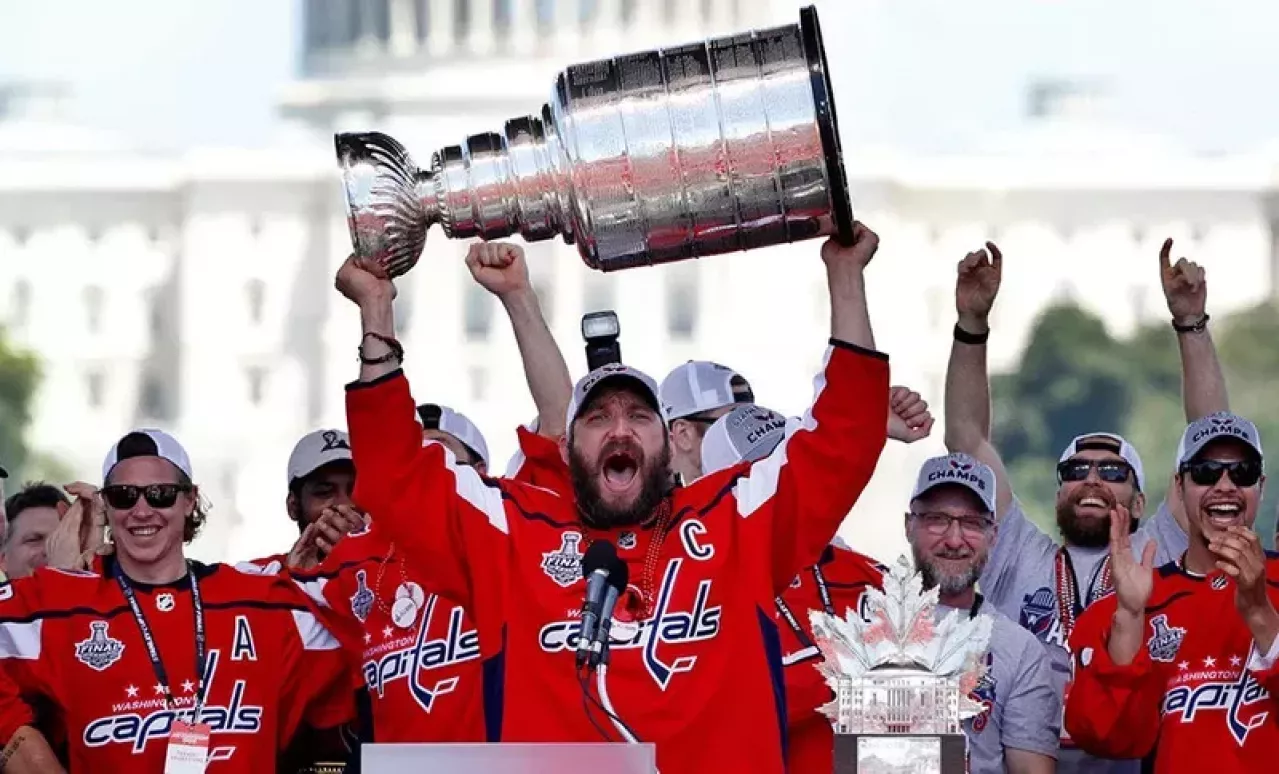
[467,242,573,438]
[942,243,1014,519]
[335,255,509,624]
[738,224,890,594]
[1158,238,1227,422]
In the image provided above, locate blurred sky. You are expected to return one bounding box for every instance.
[0,0,1277,154]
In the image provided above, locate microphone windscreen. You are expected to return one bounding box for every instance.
[582,540,618,578]
[606,552,630,590]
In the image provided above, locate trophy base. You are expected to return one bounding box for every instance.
[834,734,967,774]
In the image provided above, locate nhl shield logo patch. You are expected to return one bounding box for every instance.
[350,569,374,623]
[1146,614,1187,663]
[75,621,125,672]
[542,532,584,588]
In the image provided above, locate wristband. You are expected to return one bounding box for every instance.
[1171,314,1209,334]
[953,323,989,346]
[358,332,404,365]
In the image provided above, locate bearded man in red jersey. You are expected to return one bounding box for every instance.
[335,224,890,774]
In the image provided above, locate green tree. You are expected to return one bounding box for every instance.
[993,299,1279,546]
[0,330,40,482]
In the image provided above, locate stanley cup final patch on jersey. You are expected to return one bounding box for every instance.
[350,569,375,623]
[541,531,584,588]
[75,621,126,672]
[1146,614,1187,663]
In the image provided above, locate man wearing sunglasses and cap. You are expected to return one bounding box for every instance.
[944,239,1227,773]
[1067,411,1279,770]
[335,222,890,774]
[0,429,354,772]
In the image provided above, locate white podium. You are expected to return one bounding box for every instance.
[362,742,658,773]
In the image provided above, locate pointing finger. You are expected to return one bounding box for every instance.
[1159,238,1173,274]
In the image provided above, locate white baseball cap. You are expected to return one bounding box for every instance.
[659,361,754,422]
[418,404,490,468]
[1175,411,1264,468]
[1058,432,1146,492]
[102,429,194,482]
[700,404,788,475]
[910,453,998,514]
[287,429,354,487]
[565,364,663,440]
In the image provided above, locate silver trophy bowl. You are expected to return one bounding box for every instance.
[335,5,853,276]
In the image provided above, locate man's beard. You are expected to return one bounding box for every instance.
[569,438,672,530]
[912,543,985,598]
[1056,485,1129,548]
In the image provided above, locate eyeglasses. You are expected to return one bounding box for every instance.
[1180,459,1262,488]
[909,512,994,537]
[102,484,191,510]
[1056,459,1133,486]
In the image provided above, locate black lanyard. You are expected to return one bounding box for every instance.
[775,565,837,641]
[114,561,207,717]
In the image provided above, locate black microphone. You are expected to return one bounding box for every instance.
[590,558,629,668]
[577,541,618,669]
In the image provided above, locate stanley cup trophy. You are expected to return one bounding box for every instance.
[335,6,853,276]
[810,557,994,774]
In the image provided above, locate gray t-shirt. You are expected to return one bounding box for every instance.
[980,499,1187,774]
[938,603,1061,774]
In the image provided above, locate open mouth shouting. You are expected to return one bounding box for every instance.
[601,448,641,495]
[1201,500,1244,531]
[1071,488,1113,516]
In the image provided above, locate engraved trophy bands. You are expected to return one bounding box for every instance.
[335,5,853,276]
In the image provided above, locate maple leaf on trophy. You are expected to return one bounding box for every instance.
[809,555,995,733]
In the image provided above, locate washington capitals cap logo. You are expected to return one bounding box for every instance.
[321,430,350,452]
[949,458,974,472]
[75,621,125,672]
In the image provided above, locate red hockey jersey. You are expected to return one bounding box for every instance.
[291,426,566,746]
[345,341,888,774]
[777,543,884,774]
[0,558,352,772]
[1065,555,1279,772]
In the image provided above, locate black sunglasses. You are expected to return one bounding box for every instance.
[1056,459,1133,486]
[102,484,191,510]
[1180,459,1262,489]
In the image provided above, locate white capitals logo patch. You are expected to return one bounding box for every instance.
[1147,614,1187,663]
[75,621,125,672]
[541,532,584,588]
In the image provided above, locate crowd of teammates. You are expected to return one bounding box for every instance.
[0,225,1270,773]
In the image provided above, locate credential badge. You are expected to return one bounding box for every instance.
[1146,613,1187,663]
[541,531,584,588]
[75,621,125,672]
[350,569,374,623]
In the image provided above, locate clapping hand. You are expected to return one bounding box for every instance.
[1210,525,1270,618]
[1109,503,1156,618]
[286,505,367,570]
